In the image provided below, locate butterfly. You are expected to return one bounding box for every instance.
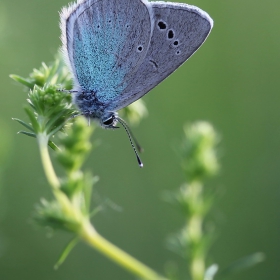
[60,0,213,166]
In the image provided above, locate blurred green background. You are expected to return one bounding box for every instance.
[0,0,279,279]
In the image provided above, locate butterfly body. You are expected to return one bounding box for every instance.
[60,0,213,128]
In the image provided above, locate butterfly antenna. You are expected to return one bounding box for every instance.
[116,117,143,168]
[117,117,143,152]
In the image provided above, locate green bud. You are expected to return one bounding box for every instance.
[181,121,219,182]
[56,117,94,173]
[119,99,148,126]
[34,199,81,233]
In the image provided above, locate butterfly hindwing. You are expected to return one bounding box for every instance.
[107,2,213,111]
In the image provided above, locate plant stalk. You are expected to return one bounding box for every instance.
[80,219,168,280]
[38,133,60,189]
[37,133,167,280]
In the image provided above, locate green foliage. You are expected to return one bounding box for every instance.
[56,117,93,174]
[181,122,219,182]
[11,55,168,280]
[23,84,75,136]
[165,122,264,280]
[10,54,72,90]
[34,198,81,232]
[165,122,220,280]
[11,55,263,280]
[11,56,97,264]
[11,55,76,150]
[36,117,97,228]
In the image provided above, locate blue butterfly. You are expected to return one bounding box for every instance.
[60,0,213,166]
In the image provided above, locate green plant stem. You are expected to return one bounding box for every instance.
[38,133,76,217]
[80,219,168,280]
[191,255,205,280]
[187,182,205,280]
[37,132,167,280]
[38,133,60,189]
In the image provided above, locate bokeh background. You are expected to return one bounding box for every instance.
[0,0,279,279]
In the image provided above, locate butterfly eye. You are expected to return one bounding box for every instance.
[103,117,114,126]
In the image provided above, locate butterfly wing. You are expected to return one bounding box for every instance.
[107,2,213,111]
[60,0,152,104]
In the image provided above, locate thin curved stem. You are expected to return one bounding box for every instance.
[37,133,167,280]
[37,133,60,189]
[80,219,168,280]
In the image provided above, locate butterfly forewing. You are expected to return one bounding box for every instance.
[61,0,152,104]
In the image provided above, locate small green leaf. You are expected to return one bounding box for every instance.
[48,140,60,151]
[47,120,69,138]
[12,118,34,132]
[89,205,104,218]
[18,131,36,138]
[24,106,40,133]
[204,264,218,280]
[218,252,265,277]
[26,99,36,109]
[45,110,68,135]
[10,74,34,89]
[84,173,99,213]
[54,236,79,270]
